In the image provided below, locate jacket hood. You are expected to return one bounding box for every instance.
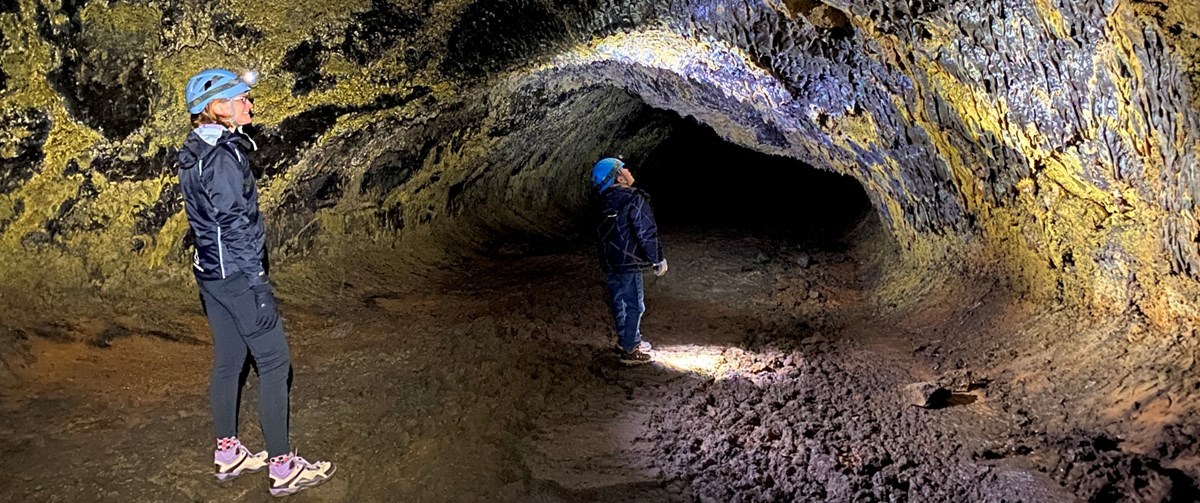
[178,129,220,170]
[178,127,256,170]
[602,185,646,205]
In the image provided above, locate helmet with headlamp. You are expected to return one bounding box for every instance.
[185,69,258,114]
[592,157,624,192]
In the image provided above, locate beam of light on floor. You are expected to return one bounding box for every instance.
[653,344,729,377]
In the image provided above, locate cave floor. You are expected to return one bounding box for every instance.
[1,228,1181,501]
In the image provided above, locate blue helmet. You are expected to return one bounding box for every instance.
[185,69,254,114]
[592,157,624,191]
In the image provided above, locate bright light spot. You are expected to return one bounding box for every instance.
[654,345,727,376]
[241,70,260,87]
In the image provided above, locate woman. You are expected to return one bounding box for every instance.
[177,68,335,497]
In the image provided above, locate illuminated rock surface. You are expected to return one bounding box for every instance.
[1,0,1199,500]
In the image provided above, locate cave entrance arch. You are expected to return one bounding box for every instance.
[632,111,872,246]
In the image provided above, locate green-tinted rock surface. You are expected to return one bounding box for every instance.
[0,0,1196,329]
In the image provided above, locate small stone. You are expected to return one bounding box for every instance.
[795,254,811,268]
[802,333,829,345]
[937,369,986,392]
[905,382,951,408]
[808,290,820,300]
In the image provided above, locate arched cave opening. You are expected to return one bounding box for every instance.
[635,113,873,244]
[461,91,879,268]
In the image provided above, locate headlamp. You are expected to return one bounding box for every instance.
[240,70,260,87]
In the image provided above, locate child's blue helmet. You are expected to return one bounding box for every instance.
[185,69,254,114]
[592,157,624,192]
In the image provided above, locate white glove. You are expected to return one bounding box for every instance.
[652,259,669,277]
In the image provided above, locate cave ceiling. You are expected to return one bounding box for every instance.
[0,0,1198,325]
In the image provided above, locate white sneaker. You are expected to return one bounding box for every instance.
[214,438,268,482]
[614,340,653,353]
[268,453,336,497]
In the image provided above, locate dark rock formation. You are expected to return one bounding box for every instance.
[0,108,51,195]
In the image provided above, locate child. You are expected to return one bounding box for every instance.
[592,157,668,365]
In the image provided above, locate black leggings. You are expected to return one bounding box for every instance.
[198,275,291,457]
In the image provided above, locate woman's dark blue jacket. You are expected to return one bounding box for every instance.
[177,127,269,287]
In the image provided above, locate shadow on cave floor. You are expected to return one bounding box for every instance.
[1,221,1195,501]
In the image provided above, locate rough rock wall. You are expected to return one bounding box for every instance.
[0,0,1198,327]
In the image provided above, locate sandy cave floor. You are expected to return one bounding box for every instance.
[0,227,1188,502]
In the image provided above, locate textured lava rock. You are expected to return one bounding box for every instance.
[38,0,161,140]
[341,0,427,65]
[2,0,1196,319]
[650,349,1030,501]
[0,29,7,92]
[0,9,1199,497]
[442,0,571,78]
[281,40,336,96]
[133,181,183,238]
[904,382,950,408]
[89,148,177,183]
[1047,430,1199,500]
[0,109,51,195]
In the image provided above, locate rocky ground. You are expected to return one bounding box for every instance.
[2,222,1197,502]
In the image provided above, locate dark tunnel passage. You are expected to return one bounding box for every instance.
[635,114,873,243]
[468,93,879,263]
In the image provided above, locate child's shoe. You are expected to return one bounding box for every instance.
[268,452,336,497]
[619,348,653,366]
[614,340,653,353]
[214,437,268,483]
